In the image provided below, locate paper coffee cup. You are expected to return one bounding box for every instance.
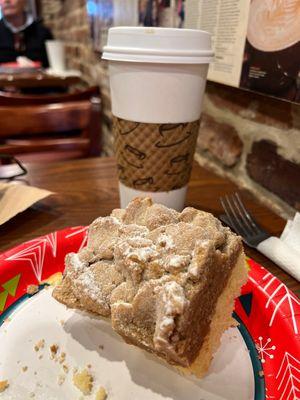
[102,27,213,210]
[45,40,66,72]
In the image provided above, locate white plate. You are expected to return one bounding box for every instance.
[0,289,254,400]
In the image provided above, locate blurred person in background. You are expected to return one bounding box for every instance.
[0,0,53,67]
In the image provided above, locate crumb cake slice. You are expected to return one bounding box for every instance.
[53,197,248,377]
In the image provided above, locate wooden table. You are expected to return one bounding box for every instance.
[0,71,81,89]
[0,157,298,294]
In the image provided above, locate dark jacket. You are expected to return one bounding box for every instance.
[0,18,53,67]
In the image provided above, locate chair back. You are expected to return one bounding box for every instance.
[0,86,100,106]
[0,92,102,159]
[0,101,92,137]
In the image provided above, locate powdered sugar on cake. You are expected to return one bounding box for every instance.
[157,234,175,250]
[126,245,158,264]
[154,281,188,355]
[165,255,191,273]
[67,253,86,272]
[162,281,187,315]
[76,270,102,302]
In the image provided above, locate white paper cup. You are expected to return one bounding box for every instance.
[102,27,213,210]
[45,40,66,72]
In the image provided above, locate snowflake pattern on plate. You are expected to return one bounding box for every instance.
[256,336,276,363]
[240,259,300,400]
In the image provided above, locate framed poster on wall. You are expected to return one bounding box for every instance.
[87,0,299,103]
[185,0,300,103]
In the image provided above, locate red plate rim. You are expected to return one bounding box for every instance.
[0,227,299,399]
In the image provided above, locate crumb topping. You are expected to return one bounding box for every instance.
[165,254,191,273]
[77,270,102,301]
[53,197,243,366]
[67,253,86,273]
[157,234,175,250]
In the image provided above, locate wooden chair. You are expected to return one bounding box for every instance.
[0,86,100,105]
[0,72,81,90]
[0,96,102,164]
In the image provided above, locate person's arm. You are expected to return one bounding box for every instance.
[41,26,53,68]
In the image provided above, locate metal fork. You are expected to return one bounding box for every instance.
[220,193,300,281]
[220,192,270,248]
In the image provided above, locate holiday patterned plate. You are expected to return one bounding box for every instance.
[0,228,299,399]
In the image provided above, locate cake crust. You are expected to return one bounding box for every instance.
[53,197,247,375]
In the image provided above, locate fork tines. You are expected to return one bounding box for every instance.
[220,193,263,238]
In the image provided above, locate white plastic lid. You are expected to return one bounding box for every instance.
[102,27,214,64]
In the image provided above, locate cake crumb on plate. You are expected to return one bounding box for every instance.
[73,369,93,395]
[34,339,45,352]
[58,352,66,364]
[0,380,9,393]
[27,285,39,295]
[95,386,107,400]
[22,366,28,372]
[50,344,59,354]
[50,344,59,359]
[58,374,66,386]
[62,364,69,373]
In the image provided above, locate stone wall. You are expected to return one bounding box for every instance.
[41,0,300,218]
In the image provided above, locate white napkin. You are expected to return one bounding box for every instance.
[257,213,300,281]
[45,68,82,77]
[16,56,36,67]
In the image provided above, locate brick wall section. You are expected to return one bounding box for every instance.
[41,0,300,218]
[41,0,114,155]
[197,84,300,217]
